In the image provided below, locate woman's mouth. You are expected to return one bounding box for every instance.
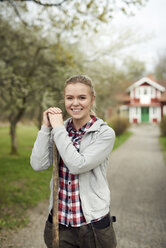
[71,108,83,113]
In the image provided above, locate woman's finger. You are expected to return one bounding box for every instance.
[52,107,62,114]
[44,108,56,115]
[48,107,62,114]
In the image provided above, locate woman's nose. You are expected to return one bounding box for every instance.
[72,98,79,106]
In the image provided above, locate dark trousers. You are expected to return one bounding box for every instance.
[44,214,117,248]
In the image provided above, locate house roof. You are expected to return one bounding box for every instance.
[127,76,165,93]
[116,93,130,102]
[159,91,166,102]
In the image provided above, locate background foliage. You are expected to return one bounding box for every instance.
[1,0,166,233]
[0,0,150,154]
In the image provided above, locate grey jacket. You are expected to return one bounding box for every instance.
[30,118,115,223]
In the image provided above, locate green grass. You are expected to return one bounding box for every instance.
[0,124,132,230]
[159,136,166,163]
[113,131,133,150]
[0,124,52,229]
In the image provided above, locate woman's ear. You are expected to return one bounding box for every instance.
[90,96,96,116]
[92,95,96,105]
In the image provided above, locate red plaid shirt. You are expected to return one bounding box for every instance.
[58,116,97,227]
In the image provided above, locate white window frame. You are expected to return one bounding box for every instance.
[135,87,140,98]
[150,87,155,98]
[157,90,161,98]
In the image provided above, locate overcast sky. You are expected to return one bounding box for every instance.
[112,0,166,71]
[27,0,166,72]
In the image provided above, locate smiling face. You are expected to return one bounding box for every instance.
[65,82,95,127]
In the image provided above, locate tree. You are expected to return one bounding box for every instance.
[71,26,147,118]
[0,0,149,153]
[0,0,149,40]
[154,53,166,81]
[0,17,75,154]
[123,57,146,81]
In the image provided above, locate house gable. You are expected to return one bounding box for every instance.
[119,76,166,124]
[127,77,165,93]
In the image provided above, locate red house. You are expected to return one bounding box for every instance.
[119,76,166,123]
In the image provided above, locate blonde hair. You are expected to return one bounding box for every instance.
[65,75,96,97]
[64,75,96,115]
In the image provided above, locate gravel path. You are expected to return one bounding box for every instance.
[1,124,166,248]
[0,201,48,248]
[108,124,166,248]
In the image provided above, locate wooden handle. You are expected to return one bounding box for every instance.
[52,142,59,248]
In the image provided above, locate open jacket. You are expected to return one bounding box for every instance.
[30,118,115,223]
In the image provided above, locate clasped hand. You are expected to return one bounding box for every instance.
[42,107,64,129]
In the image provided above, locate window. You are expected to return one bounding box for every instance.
[144,88,147,95]
[151,87,155,98]
[157,90,161,98]
[153,107,157,115]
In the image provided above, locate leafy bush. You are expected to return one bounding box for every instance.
[108,116,130,136]
[160,116,166,136]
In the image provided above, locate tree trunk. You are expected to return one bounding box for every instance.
[8,106,26,155]
[10,121,18,155]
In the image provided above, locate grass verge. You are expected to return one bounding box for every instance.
[0,124,132,230]
[159,136,166,163]
[0,124,52,230]
[113,131,133,150]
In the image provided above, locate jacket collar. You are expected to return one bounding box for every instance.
[64,117,105,132]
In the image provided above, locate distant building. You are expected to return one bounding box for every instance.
[119,76,166,123]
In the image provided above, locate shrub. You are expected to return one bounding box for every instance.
[108,116,130,136]
[160,116,166,136]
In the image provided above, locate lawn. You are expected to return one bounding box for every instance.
[0,124,132,230]
[0,124,52,229]
[159,136,166,162]
[113,131,132,150]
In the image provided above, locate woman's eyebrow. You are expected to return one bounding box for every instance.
[65,94,87,96]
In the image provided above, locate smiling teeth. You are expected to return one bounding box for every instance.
[72,109,82,112]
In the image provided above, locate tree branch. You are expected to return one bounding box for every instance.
[0,0,69,27]
[26,45,49,78]
[6,0,29,27]
[14,0,69,7]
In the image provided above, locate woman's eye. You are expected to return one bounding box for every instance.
[80,96,86,100]
[66,97,72,100]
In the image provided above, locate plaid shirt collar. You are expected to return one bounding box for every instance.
[67,116,97,136]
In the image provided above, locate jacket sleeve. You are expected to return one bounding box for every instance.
[52,125,115,175]
[30,126,53,171]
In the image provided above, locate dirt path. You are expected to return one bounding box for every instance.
[0,201,48,248]
[1,124,166,248]
[108,124,166,248]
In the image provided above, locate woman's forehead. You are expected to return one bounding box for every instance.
[65,83,91,94]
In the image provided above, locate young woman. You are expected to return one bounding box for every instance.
[30,75,117,248]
